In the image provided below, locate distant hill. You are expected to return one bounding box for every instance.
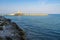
[14,13,23,16]
[24,13,48,16]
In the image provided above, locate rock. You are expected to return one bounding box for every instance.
[6,36,12,40]
[0,26,3,30]
[0,37,3,40]
[11,22,26,40]
[0,16,6,26]
[0,16,26,40]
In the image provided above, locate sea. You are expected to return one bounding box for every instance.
[5,14,60,40]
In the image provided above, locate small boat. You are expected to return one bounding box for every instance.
[0,16,26,40]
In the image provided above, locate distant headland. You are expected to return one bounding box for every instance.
[7,11,48,16]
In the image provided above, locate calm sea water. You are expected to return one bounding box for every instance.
[5,14,60,40]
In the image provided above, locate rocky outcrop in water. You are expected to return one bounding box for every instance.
[0,16,26,40]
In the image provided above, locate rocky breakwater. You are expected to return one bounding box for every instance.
[0,16,26,40]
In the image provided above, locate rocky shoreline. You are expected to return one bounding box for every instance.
[0,16,26,40]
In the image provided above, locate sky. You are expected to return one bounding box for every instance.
[0,0,60,14]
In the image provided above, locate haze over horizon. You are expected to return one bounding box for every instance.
[0,0,60,14]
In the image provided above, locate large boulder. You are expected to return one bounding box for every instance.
[0,16,6,26]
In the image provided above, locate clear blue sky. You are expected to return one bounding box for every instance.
[0,0,60,14]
